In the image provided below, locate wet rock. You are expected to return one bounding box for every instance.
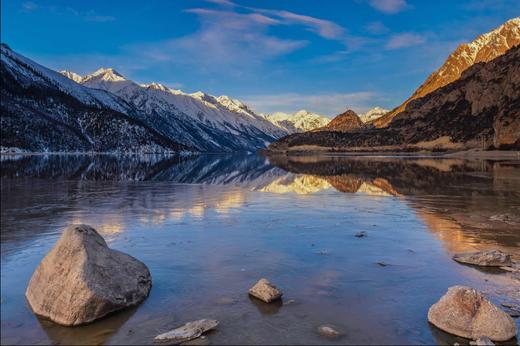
[154,319,218,344]
[452,250,512,267]
[470,336,495,346]
[377,261,388,267]
[318,325,341,339]
[248,278,283,303]
[25,224,152,326]
[428,286,517,342]
[355,231,367,238]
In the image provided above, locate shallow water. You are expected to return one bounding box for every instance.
[1,153,519,345]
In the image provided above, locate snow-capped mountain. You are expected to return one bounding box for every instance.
[375,16,520,128]
[263,110,330,133]
[359,107,389,123]
[1,43,186,153]
[68,68,288,151]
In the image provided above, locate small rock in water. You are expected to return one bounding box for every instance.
[154,319,218,344]
[470,336,495,346]
[428,286,517,341]
[355,231,367,238]
[377,261,388,267]
[25,224,152,326]
[318,325,341,339]
[248,278,283,303]
[452,249,512,267]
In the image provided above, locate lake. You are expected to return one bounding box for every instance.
[1,153,519,345]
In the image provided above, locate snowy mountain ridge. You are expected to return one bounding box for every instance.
[264,110,331,133]
[359,107,389,123]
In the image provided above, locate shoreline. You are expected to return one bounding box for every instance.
[2,150,520,160]
[264,149,520,160]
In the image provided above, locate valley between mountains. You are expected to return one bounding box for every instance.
[1,17,519,154]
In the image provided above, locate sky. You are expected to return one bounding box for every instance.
[2,0,519,117]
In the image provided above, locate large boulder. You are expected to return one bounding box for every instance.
[428,286,517,342]
[25,224,152,326]
[452,250,512,267]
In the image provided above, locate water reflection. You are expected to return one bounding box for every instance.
[1,153,519,345]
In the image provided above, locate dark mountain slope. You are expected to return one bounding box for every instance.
[269,45,520,152]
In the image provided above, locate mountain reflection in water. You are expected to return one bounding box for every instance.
[2,153,519,254]
[1,153,519,345]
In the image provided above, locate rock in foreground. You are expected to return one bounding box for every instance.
[428,286,517,342]
[318,325,341,339]
[452,249,512,267]
[154,319,218,344]
[248,278,283,303]
[25,224,152,326]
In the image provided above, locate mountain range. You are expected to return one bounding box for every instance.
[269,17,520,152]
[1,45,335,153]
[263,110,330,134]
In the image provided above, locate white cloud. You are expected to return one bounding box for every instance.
[243,92,377,116]
[364,21,390,35]
[21,1,38,11]
[385,33,426,49]
[133,9,306,69]
[368,0,408,14]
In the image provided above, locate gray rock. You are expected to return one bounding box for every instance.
[470,336,495,346]
[318,325,341,339]
[154,319,218,344]
[25,224,152,326]
[428,286,517,342]
[248,278,283,303]
[452,250,512,267]
[355,231,367,238]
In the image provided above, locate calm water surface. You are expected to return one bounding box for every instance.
[1,154,519,345]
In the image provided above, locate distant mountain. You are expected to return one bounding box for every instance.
[374,17,520,128]
[263,110,330,133]
[316,109,363,132]
[1,44,186,153]
[269,45,520,152]
[359,107,389,123]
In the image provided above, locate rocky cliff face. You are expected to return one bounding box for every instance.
[374,17,520,128]
[317,110,363,132]
[269,45,520,152]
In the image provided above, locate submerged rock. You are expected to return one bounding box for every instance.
[25,224,152,326]
[355,231,367,238]
[154,319,218,344]
[452,250,512,267]
[428,286,517,342]
[248,278,283,303]
[470,336,495,346]
[318,325,341,339]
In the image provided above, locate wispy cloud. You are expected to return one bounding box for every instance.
[368,0,408,14]
[132,8,306,70]
[21,1,38,11]
[364,21,390,35]
[385,33,426,49]
[243,92,377,116]
[19,2,115,22]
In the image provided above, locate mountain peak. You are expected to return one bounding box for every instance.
[60,70,83,83]
[374,16,520,128]
[318,109,362,132]
[83,67,126,83]
[360,107,389,123]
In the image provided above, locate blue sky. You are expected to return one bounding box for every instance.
[2,0,518,116]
